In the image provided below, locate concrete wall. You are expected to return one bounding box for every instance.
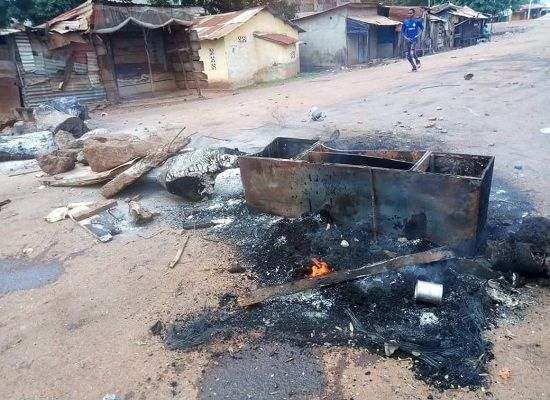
[296,10,348,70]
[225,10,300,87]
[199,10,300,89]
[296,6,379,69]
[198,39,230,88]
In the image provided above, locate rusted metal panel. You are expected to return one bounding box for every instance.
[239,137,494,256]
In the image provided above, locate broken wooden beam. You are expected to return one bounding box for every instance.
[237,248,456,307]
[71,200,118,222]
[99,130,192,199]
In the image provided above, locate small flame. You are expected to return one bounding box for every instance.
[307,257,334,278]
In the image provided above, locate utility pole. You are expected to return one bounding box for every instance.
[527,0,532,19]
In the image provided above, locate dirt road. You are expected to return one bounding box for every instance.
[0,17,549,400]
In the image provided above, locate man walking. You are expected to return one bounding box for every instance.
[401,8,424,72]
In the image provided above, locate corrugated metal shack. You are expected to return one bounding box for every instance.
[381,6,444,56]
[0,30,23,117]
[8,0,206,111]
[429,2,488,48]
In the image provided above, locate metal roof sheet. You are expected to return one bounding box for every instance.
[348,15,401,26]
[194,7,304,41]
[254,32,297,45]
[193,7,265,40]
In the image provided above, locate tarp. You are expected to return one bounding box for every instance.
[37,0,194,34]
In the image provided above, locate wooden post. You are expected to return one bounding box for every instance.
[143,27,155,97]
[60,51,76,91]
[183,29,202,97]
[174,31,189,90]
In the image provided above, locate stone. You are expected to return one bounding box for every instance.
[82,134,160,172]
[13,121,26,135]
[34,108,89,138]
[128,200,158,226]
[514,164,523,170]
[55,130,84,149]
[36,150,76,175]
[80,128,109,140]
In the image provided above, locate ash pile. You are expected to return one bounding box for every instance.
[164,205,513,390]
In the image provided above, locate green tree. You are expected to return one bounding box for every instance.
[0,0,10,27]
[5,0,82,25]
[457,0,522,14]
[181,0,299,19]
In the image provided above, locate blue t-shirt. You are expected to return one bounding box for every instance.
[402,18,424,42]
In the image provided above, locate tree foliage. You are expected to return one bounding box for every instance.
[3,0,82,26]
[456,0,522,15]
[386,0,523,14]
[182,0,299,20]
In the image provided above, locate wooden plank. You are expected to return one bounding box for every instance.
[71,200,118,222]
[237,248,456,307]
[38,158,140,187]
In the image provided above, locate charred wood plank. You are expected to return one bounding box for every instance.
[237,248,455,307]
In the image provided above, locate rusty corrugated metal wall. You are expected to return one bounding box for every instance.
[14,32,107,108]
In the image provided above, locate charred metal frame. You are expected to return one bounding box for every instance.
[239,138,494,256]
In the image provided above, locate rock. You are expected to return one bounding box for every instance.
[464,73,474,80]
[76,150,87,165]
[158,147,243,201]
[55,130,84,149]
[128,200,158,225]
[340,240,349,247]
[57,149,81,161]
[228,265,246,274]
[428,117,437,121]
[82,135,160,172]
[514,164,522,170]
[80,128,109,140]
[213,168,243,198]
[539,127,550,134]
[36,150,76,175]
[436,107,442,110]
[34,108,89,138]
[13,121,26,135]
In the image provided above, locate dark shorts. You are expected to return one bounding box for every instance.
[406,41,417,52]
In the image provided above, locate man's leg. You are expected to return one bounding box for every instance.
[406,43,417,71]
[412,43,421,68]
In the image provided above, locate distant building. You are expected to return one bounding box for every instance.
[193,7,304,89]
[293,3,401,70]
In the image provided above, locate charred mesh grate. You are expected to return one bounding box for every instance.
[164,203,494,390]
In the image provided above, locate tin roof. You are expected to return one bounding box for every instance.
[193,7,304,41]
[384,6,426,22]
[293,3,380,22]
[254,32,297,45]
[430,2,487,19]
[520,3,545,9]
[348,15,401,26]
[37,0,194,33]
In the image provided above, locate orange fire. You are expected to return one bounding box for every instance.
[307,258,334,278]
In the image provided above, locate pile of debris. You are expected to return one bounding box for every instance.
[158,194,549,390]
